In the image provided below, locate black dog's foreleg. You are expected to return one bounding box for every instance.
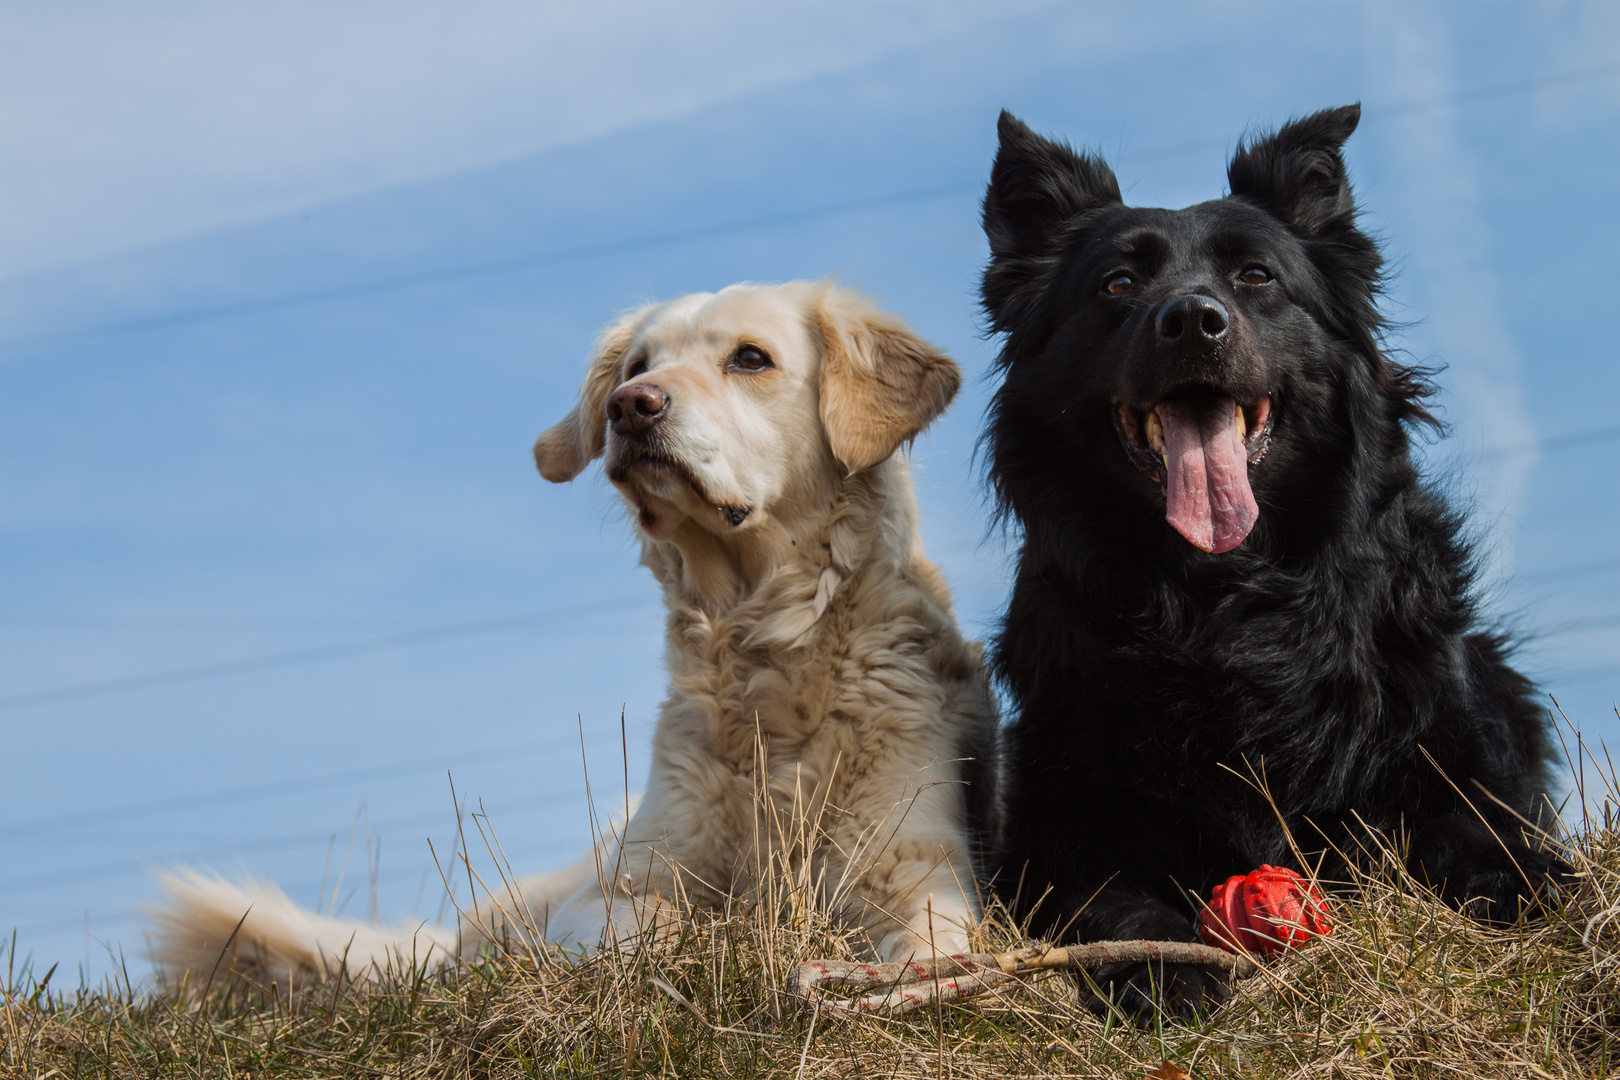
[1056,885,1228,1021]
[1408,813,1572,924]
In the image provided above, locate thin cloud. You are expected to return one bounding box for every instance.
[0,0,1052,282]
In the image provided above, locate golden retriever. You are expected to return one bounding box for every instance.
[150,280,998,984]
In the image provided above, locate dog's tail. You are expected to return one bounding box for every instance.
[148,870,464,991]
[148,802,636,990]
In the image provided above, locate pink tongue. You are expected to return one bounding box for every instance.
[1156,398,1258,554]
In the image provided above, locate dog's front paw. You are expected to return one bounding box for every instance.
[1081,961,1228,1022]
[1412,815,1574,924]
[1444,846,1574,925]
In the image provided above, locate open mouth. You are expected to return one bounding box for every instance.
[1113,394,1273,553]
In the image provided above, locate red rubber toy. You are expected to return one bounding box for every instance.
[1198,865,1332,956]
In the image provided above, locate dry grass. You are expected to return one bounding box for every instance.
[10,719,1620,1078]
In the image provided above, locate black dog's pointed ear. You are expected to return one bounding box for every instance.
[1227,104,1361,235]
[984,112,1122,256]
[981,111,1121,332]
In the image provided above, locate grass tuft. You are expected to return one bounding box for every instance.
[6,825,1620,1078]
[10,708,1620,1078]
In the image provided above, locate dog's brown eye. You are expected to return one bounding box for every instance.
[625,356,649,379]
[1103,273,1135,296]
[1240,266,1272,286]
[729,344,773,373]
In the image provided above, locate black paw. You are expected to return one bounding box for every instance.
[1412,815,1574,925]
[1443,846,1574,925]
[1079,961,1229,1023]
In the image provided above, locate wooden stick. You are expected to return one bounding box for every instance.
[786,940,1258,1015]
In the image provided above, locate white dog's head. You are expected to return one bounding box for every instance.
[534,282,960,544]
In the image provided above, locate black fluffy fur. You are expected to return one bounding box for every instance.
[980,105,1566,1018]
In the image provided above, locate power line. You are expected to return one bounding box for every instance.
[1365,61,1620,119]
[3,61,1618,358]
[0,183,977,356]
[12,861,442,939]
[1544,661,1620,687]
[1518,557,1620,585]
[0,614,455,631]
[10,827,591,939]
[0,734,581,839]
[5,594,1612,838]
[1542,612,1620,636]
[0,788,582,898]
[1477,422,1620,461]
[1,421,1613,715]
[1,57,1617,895]
[0,596,643,713]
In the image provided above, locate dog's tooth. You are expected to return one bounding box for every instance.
[1146,410,1166,460]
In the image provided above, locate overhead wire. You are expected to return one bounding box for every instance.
[13,853,483,938]
[0,733,582,839]
[2,417,1615,717]
[1363,59,1620,118]
[2,61,1618,358]
[0,61,1609,716]
[0,787,583,897]
[0,595,645,713]
[1542,612,1620,636]
[1476,422,1620,461]
[1543,661,1620,687]
[5,58,1620,930]
[0,420,1614,733]
[1518,557,1620,584]
[11,821,594,938]
[0,183,976,356]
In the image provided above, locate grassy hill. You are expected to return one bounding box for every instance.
[8,771,1620,1077]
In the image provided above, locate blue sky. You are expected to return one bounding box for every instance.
[3,0,1617,985]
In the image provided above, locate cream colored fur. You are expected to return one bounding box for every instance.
[148,280,998,985]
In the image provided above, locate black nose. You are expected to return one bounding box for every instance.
[1155,294,1229,347]
[606,383,668,435]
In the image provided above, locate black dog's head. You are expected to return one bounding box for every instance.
[982,105,1434,561]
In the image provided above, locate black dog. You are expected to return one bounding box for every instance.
[980,105,1566,1016]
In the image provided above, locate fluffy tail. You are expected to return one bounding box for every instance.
[149,800,637,988]
[149,870,461,990]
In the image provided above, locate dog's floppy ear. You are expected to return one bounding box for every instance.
[981,110,1121,334]
[532,309,644,483]
[1228,104,1362,236]
[815,288,961,476]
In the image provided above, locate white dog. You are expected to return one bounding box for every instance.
[152,281,998,985]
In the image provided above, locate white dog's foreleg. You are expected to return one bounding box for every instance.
[538,877,671,953]
[877,884,975,962]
